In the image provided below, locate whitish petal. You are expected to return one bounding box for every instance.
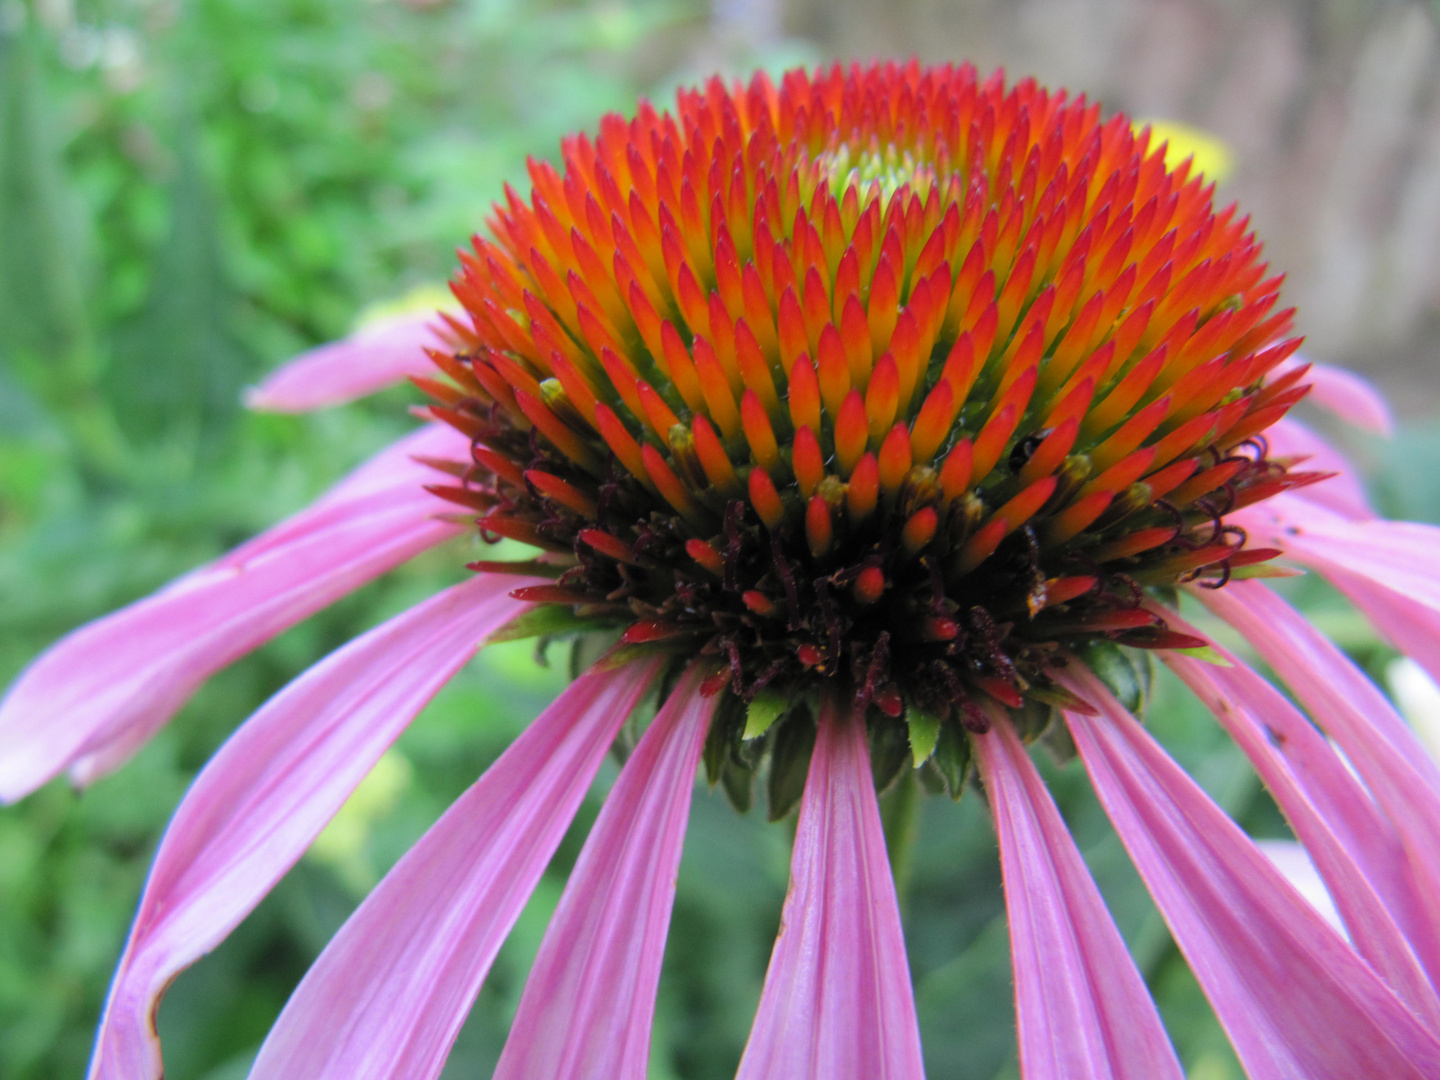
[1163,621,1440,1021]
[1388,658,1440,764]
[974,720,1184,1080]
[0,430,467,802]
[1388,659,1440,771]
[1257,840,1344,934]
[737,696,924,1080]
[244,314,442,413]
[88,574,532,1080]
[246,656,661,1080]
[1062,664,1440,1079]
[493,662,716,1080]
[1274,355,1394,435]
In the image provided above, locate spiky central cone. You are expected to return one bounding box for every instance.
[422,63,1317,741]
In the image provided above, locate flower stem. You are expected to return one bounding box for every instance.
[880,769,922,907]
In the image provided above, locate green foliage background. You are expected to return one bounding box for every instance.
[1,3,1435,1078]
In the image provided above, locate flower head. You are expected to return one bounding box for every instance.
[7,60,1440,1080]
[425,64,1311,769]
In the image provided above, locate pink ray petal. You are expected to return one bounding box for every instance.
[1242,495,1440,757]
[1199,583,1440,980]
[974,719,1185,1080]
[1239,494,1440,618]
[1204,577,1440,791]
[1161,619,1440,1021]
[88,573,533,1080]
[1327,563,1440,709]
[0,430,469,803]
[245,655,662,1080]
[493,662,717,1080]
[65,423,472,788]
[736,695,925,1080]
[1273,355,1394,435]
[1265,417,1373,520]
[244,313,445,413]
[1060,664,1440,1079]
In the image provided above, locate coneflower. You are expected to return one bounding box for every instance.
[6,61,1440,1080]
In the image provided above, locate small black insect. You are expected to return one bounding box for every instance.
[1009,428,1052,471]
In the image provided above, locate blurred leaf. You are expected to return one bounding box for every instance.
[106,107,250,452]
[1370,423,1440,525]
[0,362,54,438]
[0,28,93,381]
[306,749,414,893]
[915,915,1016,1080]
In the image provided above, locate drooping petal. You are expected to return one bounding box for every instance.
[736,695,924,1080]
[244,313,444,413]
[1161,621,1440,1021]
[1204,579,1440,801]
[88,573,533,1080]
[71,422,472,787]
[493,662,716,1080]
[1236,491,1440,727]
[0,428,469,802]
[1273,355,1394,435]
[1238,490,1440,684]
[1266,417,1373,520]
[1061,663,1440,1080]
[1238,494,1440,620]
[1246,494,1440,732]
[245,655,661,1080]
[1337,568,1440,709]
[974,720,1184,1080]
[1199,582,1440,985]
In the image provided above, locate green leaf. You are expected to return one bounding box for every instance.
[934,724,973,800]
[743,688,787,739]
[1026,682,1097,714]
[719,758,753,814]
[1076,641,1154,717]
[702,691,743,789]
[766,706,815,822]
[1007,696,1057,741]
[869,714,910,793]
[486,605,603,644]
[1228,562,1304,579]
[906,706,941,766]
[1170,645,1233,667]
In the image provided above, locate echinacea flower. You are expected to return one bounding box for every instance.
[6,60,1440,1079]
